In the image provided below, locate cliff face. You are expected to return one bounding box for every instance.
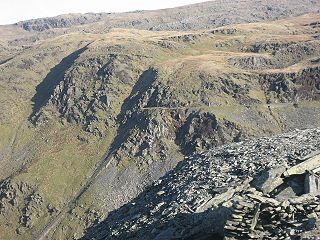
[0,4,319,240]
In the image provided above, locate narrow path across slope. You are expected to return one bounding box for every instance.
[140,102,296,111]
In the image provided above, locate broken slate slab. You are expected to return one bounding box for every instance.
[284,155,320,177]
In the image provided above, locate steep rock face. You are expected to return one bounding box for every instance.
[31,46,152,137]
[176,112,245,155]
[232,41,320,70]
[229,56,277,70]
[261,66,320,103]
[33,56,121,135]
[82,128,320,240]
[113,109,246,168]
[107,66,258,170]
[274,41,320,66]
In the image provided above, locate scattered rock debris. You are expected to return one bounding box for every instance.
[83,128,320,240]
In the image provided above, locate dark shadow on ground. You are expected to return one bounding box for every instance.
[81,158,228,240]
[106,68,158,154]
[0,57,13,66]
[29,44,90,120]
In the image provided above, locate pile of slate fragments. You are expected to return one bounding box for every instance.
[84,128,320,240]
[225,151,320,239]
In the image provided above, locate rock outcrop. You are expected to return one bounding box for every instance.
[0,180,51,235]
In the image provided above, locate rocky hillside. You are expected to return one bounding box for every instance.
[1,0,320,51]
[0,2,319,240]
[82,128,320,239]
[14,0,320,32]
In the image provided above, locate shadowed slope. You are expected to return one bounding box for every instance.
[29,44,90,121]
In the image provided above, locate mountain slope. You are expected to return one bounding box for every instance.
[0,2,319,240]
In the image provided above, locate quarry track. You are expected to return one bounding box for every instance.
[141,102,297,111]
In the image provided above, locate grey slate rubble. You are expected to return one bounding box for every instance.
[224,190,320,239]
[83,128,320,240]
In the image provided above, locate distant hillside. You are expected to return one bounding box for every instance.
[15,0,320,32]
